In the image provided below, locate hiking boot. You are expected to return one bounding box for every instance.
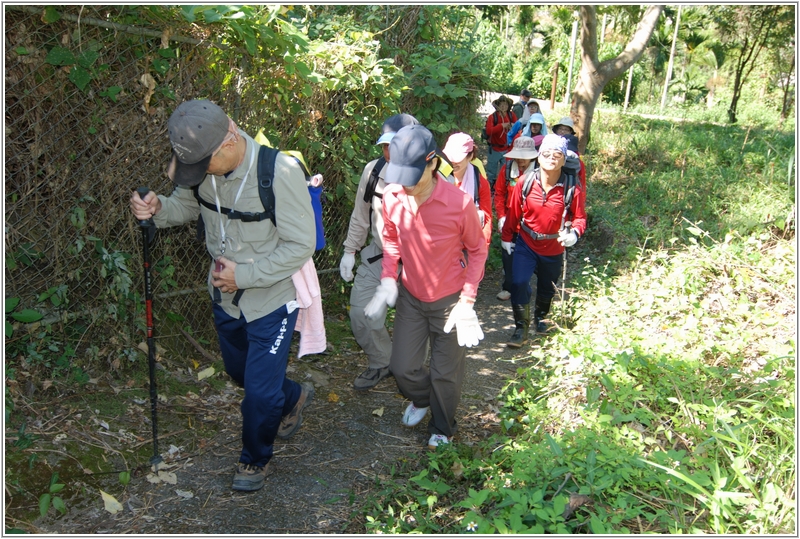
[506,303,530,349]
[534,297,552,334]
[428,434,451,450]
[277,382,314,439]
[402,402,429,427]
[232,462,272,491]
[535,318,548,333]
[353,366,392,391]
[496,290,511,301]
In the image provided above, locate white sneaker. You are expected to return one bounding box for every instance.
[428,434,451,449]
[496,290,511,301]
[402,403,429,427]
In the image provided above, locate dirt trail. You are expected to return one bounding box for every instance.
[24,261,594,534]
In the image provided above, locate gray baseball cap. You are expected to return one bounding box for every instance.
[375,113,420,145]
[167,100,230,186]
[384,125,438,187]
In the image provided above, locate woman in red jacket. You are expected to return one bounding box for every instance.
[500,134,587,348]
[442,132,492,246]
[484,95,516,190]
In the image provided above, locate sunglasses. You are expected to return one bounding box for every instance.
[539,151,564,159]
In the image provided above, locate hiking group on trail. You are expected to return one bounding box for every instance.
[128,90,587,492]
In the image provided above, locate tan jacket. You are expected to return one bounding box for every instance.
[154,131,316,322]
[342,158,386,254]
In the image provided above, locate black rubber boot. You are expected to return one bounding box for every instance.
[507,303,530,348]
[533,296,552,333]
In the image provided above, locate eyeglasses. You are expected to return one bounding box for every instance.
[211,130,238,157]
[539,151,564,159]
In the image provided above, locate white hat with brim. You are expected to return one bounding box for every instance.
[504,136,538,160]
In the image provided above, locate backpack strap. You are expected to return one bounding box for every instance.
[191,146,278,225]
[363,157,386,204]
[257,146,279,227]
[472,163,480,207]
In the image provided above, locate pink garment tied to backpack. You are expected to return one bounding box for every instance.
[291,257,326,357]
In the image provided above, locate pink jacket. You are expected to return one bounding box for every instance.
[291,258,326,357]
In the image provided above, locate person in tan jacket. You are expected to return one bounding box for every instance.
[339,114,419,390]
[129,100,315,492]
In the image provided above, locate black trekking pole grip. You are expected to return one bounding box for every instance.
[136,187,155,228]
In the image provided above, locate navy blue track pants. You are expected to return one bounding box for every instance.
[213,303,301,467]
[509,237,562,305]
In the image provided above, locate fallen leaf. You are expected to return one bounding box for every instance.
[451,461,464,479]
[158,470,177,484]
[562,493,591,519]
[146,473,160,484]
[327,392,339,403]
[137,342,149,354]
[191,359,199,369]
[175,489,193,499]
[42,380,53,390]
[100,490,123,514]
[372,407,384,417]
[197,366,215,381]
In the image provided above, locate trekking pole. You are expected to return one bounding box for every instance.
[560,221,572,327]
[135,187,163,466]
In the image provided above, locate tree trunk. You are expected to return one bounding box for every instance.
[570,5,664,154]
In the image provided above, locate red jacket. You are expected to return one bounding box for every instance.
[485,111,517,152]
[501,169,587,256]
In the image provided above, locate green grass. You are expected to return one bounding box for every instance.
[349,112,796,534]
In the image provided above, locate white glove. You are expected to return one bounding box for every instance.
[498,217,506,231]
[364,277,398,319]
[501,241,515,256]
[339,251,355,282]
[558,229,578,247]
[443,298,484,348]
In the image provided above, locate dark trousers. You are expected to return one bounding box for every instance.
[500,232,518,292]
[213,303,301,467]
[389,286,465,438]
[509,237,562,305]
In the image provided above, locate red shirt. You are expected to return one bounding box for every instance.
[494,162,532,221]
[450,169,493,246]
[485,111,517,152]
[501,169,587,256]
[381,174,488,301]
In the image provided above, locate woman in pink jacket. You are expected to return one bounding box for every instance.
[364,125,488,450]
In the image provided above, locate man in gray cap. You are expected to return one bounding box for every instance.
[129,99,316,492]
[340,113,419,390]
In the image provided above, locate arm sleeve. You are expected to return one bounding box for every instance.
[478,174,492,245]
[342,160,377,253]
[494,164,508,219]
[379,190,401,281]
[569,184,587,238]
[460,197,488,299]
[486,114,503,137]
[502,180,523,242]
[234,154,316,289]
[152,185,201,228]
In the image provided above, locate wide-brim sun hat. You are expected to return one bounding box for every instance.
[504,136,538,160]
[442,132,475,164]
[553,116,575,133]
[384,124,438,187]
[492,95,514,108]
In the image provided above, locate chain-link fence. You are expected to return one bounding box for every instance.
[5,6,372,360]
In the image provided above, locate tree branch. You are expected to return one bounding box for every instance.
[598,5,664,80]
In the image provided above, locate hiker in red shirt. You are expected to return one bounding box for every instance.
[484,95,517,190]
[363,125,488,450]
[501,134,587,348]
